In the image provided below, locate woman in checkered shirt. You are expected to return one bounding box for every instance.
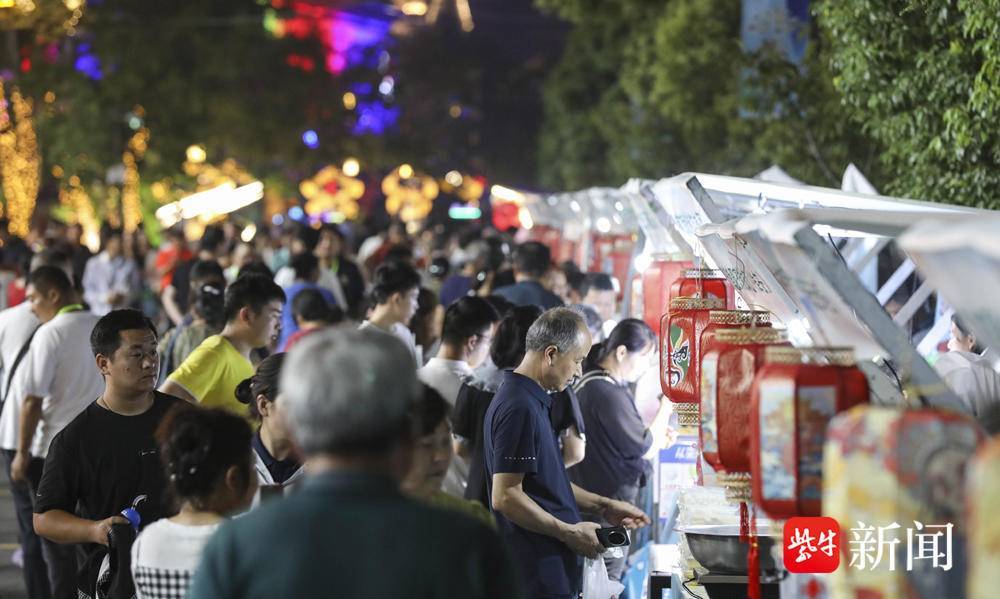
[131,406,257,599]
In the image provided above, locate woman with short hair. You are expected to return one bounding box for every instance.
[400,385,494,528]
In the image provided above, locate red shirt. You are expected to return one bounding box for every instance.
[7,280,25,308]
[283,327,327,351]
[155,246,193,290]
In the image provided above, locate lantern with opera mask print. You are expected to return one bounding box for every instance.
[750,346,869,518]
[660,297,725,425]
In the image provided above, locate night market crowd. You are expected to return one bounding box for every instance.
[0,215,675,599]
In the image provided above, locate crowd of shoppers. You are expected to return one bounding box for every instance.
[0,216,670,599]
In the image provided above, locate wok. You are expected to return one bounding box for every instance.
[679,524,779,574]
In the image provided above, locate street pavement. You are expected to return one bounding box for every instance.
[0,479,29,599]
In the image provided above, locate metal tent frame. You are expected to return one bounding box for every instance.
[630,173,990,410]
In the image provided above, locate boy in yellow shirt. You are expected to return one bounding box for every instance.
[161,274,284,415]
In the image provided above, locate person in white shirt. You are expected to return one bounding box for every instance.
[132,405,256,599]
[935,316,1000,435]
[0,300,39,404]
[81,228,141,316]
[418,296,500,497]
[11,265,104,599]
[0,249,69,599]
[358,261,422,367]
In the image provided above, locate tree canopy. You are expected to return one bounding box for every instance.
[819,0,1000,207]
[534,0,1000,208]
[5,0,998,215]
[1,0,564,226]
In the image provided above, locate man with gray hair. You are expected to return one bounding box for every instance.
[484,307,650,598]
[189,327,523,599]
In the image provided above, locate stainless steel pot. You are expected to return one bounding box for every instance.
[679,525,779,574]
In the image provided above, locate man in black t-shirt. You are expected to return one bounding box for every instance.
[33,310,182,598]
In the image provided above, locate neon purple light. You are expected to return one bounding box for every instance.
[318,10,391,74]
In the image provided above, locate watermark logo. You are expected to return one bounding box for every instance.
[849,521,953,572]
[784,517,840,573]
[783,518,954,574]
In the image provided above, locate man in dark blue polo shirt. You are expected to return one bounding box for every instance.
[485,307,650,598]
[492,242,563,310]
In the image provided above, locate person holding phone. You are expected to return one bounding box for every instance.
[485,308,650,598]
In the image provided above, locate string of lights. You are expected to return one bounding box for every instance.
[58,174,100,250]
[0,81,40,238]
[122,124,150,233]
[0,0,88,42]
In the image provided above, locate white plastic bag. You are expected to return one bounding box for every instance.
[582,557,625,599]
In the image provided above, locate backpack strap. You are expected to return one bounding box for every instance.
[2,325,40,406]
[572,370,617,393]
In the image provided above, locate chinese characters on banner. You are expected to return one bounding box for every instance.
[784,517,953,574]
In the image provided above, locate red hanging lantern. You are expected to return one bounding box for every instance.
[660,297,725,425]
[640,258,693,334]
[670,268,736,308]
[750,347,869,519]
[589,235,612,271]
[701,327,789,477]
[490,201,521,231]
[609,237,635,299]
[825,406,983,599]
[666,308,768,405]
[695,317,779,599]
[589,235,635,300]
[698,310,772,369]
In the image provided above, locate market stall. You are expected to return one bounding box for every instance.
[537,173,998,599]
